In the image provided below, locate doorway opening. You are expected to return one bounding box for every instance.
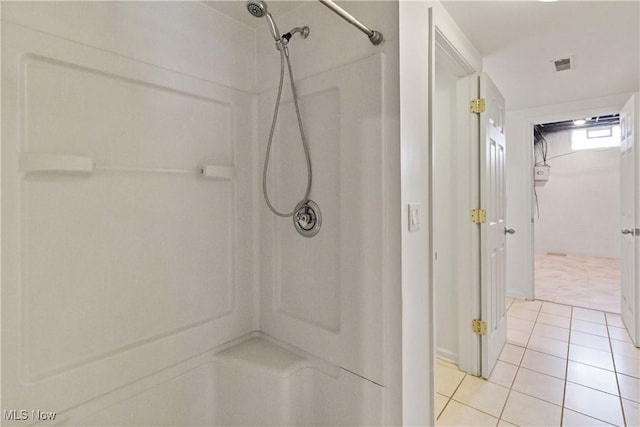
[532,114,622,314]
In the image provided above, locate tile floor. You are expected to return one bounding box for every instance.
[535,252,621,314]
[435,298,640,426]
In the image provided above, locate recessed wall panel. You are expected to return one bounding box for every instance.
[22,173,233,379]
[23,56,233,168]
[271,88,341,332]
[3,19,255,413]
[260,54,385,384]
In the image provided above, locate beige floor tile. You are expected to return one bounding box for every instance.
[535,253,621,315]
[611,338,640,360]
[501,390,562,427]
[590,301,621,314]
[497,420,516,427]
[537,312,571,328]
[436,400,498,426]
[571,319,610,337]
[569,343,614,371]
[564,382,624,426]
[435,301,635,427]
[608,326,632,343]
[508,307,539,322]
[613,353,640,378]
[532,322,570,342]
[499,343,525,366]
[520,349,567,379]
[606,313,625,328]
[527,335,568,359]
[452,375,509,417]
[512,367,565,405]
[540,301,572,318]
[570,330,611,352]
[618,373,640,403]
[435,393,449,419]
[566,361,619,395]
[508,316,535,333]
[435,363,466,397]
[507,329,531,347]
[562,409,615,426]
[623,398,639,427]
[573,307,607,324]
[488,361,518,388]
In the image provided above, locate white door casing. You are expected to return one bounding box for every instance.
[479,73,508,377]
[620,93,640,347]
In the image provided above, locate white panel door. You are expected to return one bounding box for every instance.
[479,72,508,377]
[620,93,640,347]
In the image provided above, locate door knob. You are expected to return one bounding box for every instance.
[505,228,516,235]
[621,228,634,235]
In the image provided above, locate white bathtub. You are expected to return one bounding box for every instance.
[59,334,383,426]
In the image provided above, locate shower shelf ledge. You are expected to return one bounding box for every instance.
[19,153,235,180]
[20,153,93,174]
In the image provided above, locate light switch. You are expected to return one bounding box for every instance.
[408,203,420,231]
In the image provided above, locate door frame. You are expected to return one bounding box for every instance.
[430,3,483,376]
[517,100,631,302]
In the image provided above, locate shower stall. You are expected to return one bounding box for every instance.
[1,1,412,425]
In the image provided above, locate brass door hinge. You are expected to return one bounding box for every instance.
[471,209,487,224]
[470,98,486,113]
[472,319,487,336]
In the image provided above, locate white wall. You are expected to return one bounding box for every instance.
[505,93,633,299]
[2,1,257,421]
[534,130,620,258]
[399,2,433,424]
[433,58,460,362]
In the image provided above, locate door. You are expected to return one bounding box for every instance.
[479,72,508,377]
[620,93,640,347]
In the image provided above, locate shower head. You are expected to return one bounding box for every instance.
[246,0,281,41]
[246,0,268,18]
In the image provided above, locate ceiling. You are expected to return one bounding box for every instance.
[441,0,640,110]
[203,1,639,111]
[203,1,303,28]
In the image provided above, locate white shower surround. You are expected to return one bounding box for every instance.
[1,1,404,425]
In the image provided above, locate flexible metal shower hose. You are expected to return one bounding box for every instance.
[262,47,312,217]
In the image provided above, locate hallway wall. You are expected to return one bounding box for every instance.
[534,130,620,259]
[434,58,460,362]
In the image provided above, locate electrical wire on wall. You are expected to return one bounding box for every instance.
[533,124,548,218]
[534,124,548,167]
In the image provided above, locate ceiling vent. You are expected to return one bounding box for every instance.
[552,57,573,72]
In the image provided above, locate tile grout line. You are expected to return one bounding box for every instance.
[437,300,638,426]
[606,313,628,427]
[496,300,543,426]
[559,305,573,427]
[437,373,468,422]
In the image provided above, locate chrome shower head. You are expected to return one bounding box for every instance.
[246,0,281,41]
[246,0,268,18]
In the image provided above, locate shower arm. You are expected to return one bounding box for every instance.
[318,0,383,45]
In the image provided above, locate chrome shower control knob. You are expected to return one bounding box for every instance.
[293,200,322,237]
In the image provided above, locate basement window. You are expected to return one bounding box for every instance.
[571,125,621,150]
